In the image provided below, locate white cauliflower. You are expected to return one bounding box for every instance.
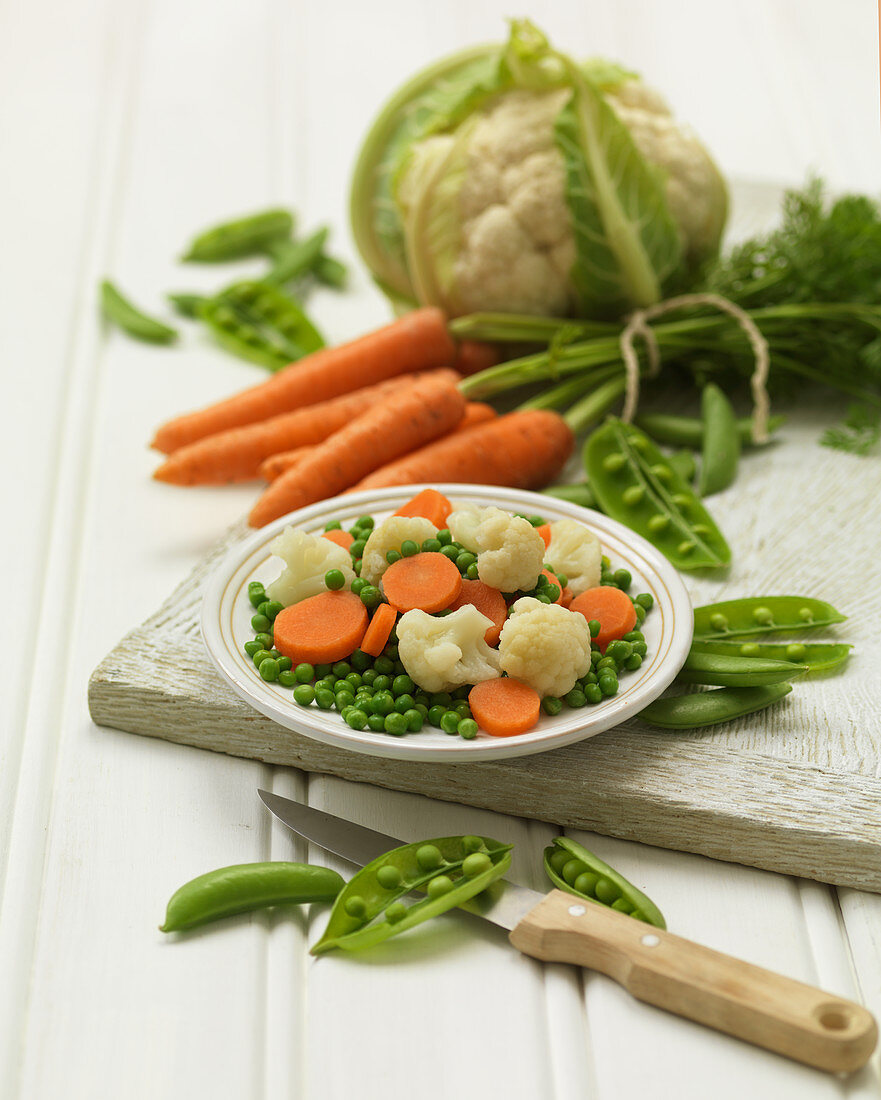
[498,597,593,697]
[266,527,355,607]
[360,516,438,586]
[545,519,602,597]
[447,505,544,593]
[396,605,501,693]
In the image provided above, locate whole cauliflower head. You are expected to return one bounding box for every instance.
[498,597,593,698]
[266,527,355,607]
[396,605,501,693]
[447,505,544,593]
[360,516,438,586]
[545,519,602,597]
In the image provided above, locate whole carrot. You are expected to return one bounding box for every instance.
[152,369,458,485]
[151,307,456,454]
[248,373,466,527]
[351,409,574,492]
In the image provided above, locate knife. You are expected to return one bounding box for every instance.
[257,788,877,1073]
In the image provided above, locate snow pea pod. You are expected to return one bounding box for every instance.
[693,596,846,641]
[584,418,731,570]
[311,835,512,955]
[544,837,665,929]
[182,207,294,262]
[690,639,852,673]
[167,292,209,319]
[265,226,329,285]
[638,683,793,729]
[634,412,786,450]
[675,649,807,687]
[199,280,325,371]
[100,280,178,344]
[160,861,344,933]
[699,382,740,496]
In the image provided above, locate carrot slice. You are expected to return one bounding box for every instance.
[273,591,368,665]
[560,585,574,609]
[535,524,552,548]
[381,553,463,613]
[322,529,354,550]
[359,603,398,658]
[540,568,564,605]
[568,586,637,651]
[447,579,508,646]
[469,678,541,737]
[394,488,453,528]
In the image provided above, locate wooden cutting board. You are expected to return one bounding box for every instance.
[88,409,881,892]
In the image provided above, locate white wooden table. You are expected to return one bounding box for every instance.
[2,1,880,1097]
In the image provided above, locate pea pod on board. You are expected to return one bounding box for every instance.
[265,226,329,285]
[690,639,852,673]
[100,280,178,344]
[182,207,294,262]
[167,292,209,320]
[160,861,344,933]
[675,649,807,687]
[311,835,512,955]
[584,418,731,570]
[693,596,847,641]
[637,682,793,729]
[544,837,665,929]
[634,411,786,450]
[699,382,741,496]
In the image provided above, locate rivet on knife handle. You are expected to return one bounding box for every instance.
[508,889,877,1073]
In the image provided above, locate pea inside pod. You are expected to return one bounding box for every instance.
[693,596,846,641]
[584,418,731,571]
[543,837,665,929]
[160,861,345,933]
[311,835,512,955]
[689,639,852,673]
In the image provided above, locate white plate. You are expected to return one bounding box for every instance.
[201,484,693,762]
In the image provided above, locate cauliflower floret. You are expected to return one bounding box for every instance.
[266,527,355,607]
[360,516,438,586]
[498,597,592,697]
[545,518,602,597]
[447,505,544,593]
[396,605,501,693]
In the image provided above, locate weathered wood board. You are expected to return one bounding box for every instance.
[89,409,881,891]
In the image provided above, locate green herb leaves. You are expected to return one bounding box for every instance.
[821,404,881,456]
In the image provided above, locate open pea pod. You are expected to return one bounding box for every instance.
[693,596,847,641]
[584,418,730,570]
[311,835,512,955]
[544,837,665,929]
[689,639,852,673]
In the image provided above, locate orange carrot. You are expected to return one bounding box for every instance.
[152,307,457,454]
[152,369,457,483]
[568,586,637,651]
[259,446,315,482]
[394,488,453,528]
[536,524,552,549]
[453,340,500,377]
[447,579,508,645]
[322,528,354,550]
[560,585,574,608]
[381,553,463,613]
[273,590,368,665]
[468,678,541,737]
[540,568,565,604]
[459,402,497,429]
[359,603,398,658]
[351,410,574,492]
[248,373,466,527]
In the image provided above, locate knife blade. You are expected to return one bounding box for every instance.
[258,789,877,1073]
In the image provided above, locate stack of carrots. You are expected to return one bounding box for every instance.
[151,308,575,527]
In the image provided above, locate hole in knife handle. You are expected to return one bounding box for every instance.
[815,1004,854,1031]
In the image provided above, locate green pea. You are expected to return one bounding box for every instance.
[598,672,618,696]
[436,529,452,545]
[372,674,391,692]
[562,859,588,886]
[385,549,402,565]
[293,684,315,705]
[252,649,273,668]
[740,643,761,657]
[259,659,280,682]
[635,593,653,611]
[623,653,643,670]
[248,581,267,608]
[345,709,368,730]
[422,538,442,553]
[565,688,587,708]
[440,545,460,561]
[753,606,775,625]
[785,643,807,660]
[278,670,297,688]
[334,691,355,710]
[404,709,424,733]
[385,644,400,662]
[384,712,408,736]
[251,613,272,633]
[356,516,374,530]
[372,692,395,716]
[463,836,484,854]
[350,538,367,559]
[548,849,570,875]
[332,661,351,678]
[290,662,312,684]
[613,569,631,590]
[324,520,342,532]
[465,563,479,580]
[350,649,372,672]
[367,714,386,731]
[426,875,454,898]
[602,453,626,472]
[634,603,647,624]
[376,865,402,890]
[542,697,563,716]
[254,632,274,650]
[359,586,382,609]
[244,640,263,657]
[457,718,479,739]
[344,895,367,919]
[385,901,407,924]
[587,619,601,638]
[622,485,644,506]
[574,871,599,896]
[315,689,335,710]
[394,694,415,714]
[584,683,603,704]
[350,578,366,596]
[416,845,444,872]
[594,878,619,904]
[399,539,419,558]
[463,852,492,877]
[456,553,477,573]
[325,569,346,591]
[392,674,415,696]
[440,711,460,735]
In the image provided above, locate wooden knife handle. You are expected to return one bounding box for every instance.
[509,889,877,1073]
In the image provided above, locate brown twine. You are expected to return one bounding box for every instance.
[618,293,771,444]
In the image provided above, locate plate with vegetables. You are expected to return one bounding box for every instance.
[201,484,692,761]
